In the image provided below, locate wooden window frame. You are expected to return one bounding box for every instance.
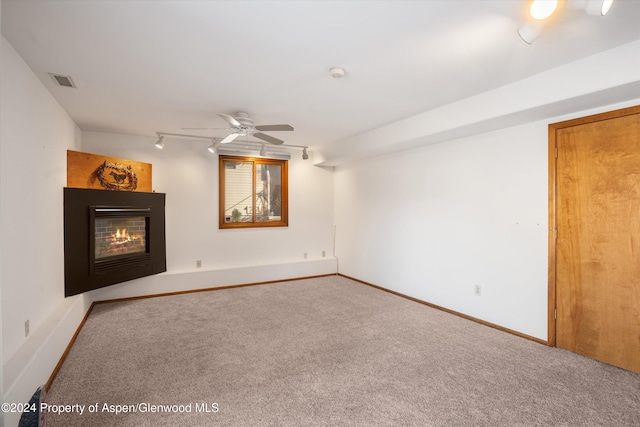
[218,155,288,229]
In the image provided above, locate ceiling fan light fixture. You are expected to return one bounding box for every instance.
[216,112,294,145]
[154,135,165,149]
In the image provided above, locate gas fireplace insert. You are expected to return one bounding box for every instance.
[64,188,166,296]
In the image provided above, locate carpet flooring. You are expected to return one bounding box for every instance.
[44,275,640,426]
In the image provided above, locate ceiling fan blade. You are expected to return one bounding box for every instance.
[255,124,294,132]
[218,113,241,127]
[221,133,241,144]
[254,132,284,145]
[180,127,231,130]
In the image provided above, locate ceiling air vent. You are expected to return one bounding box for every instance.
[49,73,77,88]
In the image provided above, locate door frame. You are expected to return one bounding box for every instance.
[547,105,640,347]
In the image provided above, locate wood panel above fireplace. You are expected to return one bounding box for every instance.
[64,188,166,297]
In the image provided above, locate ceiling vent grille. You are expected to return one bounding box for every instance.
[49,73,77,88]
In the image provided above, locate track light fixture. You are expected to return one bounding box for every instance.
[518,0,555,44]
[154,131,310,160]
[208,141,218,154]
[529,0,558,20]
[154,135,165,149]
[592,0,614,16]
[569,0,614,15]
[519,0,613,44]
[518,0,557,44]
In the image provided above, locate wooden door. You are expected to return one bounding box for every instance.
[549,106,640,373]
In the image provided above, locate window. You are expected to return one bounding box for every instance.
[219,155,288,229]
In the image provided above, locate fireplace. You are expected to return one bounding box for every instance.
[64,188,166,296]
[91,207,150,274]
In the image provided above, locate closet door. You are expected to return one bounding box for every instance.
[551,106,640,373]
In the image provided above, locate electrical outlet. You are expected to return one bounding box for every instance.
[196,260,202,268]
[474,284,482,296]
[25,320,30,337]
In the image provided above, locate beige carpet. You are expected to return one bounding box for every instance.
[44,275,640,426]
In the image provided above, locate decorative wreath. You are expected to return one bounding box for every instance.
[95,161,138,191]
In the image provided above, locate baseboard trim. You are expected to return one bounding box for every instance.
[45,302,96,392]
[339,274,549,346]
[93,273,336,305]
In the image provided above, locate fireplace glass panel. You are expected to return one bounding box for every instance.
[94,216,147,260]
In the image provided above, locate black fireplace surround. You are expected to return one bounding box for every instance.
[64,188,166,297]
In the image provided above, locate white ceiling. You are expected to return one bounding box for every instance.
[2,0,640,150]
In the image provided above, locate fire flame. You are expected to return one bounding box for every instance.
[96,226,144,258]
[114,228,130,241]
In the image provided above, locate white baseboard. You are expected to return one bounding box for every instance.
[90,258,338,301]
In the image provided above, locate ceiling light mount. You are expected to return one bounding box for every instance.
[330,67,346,79]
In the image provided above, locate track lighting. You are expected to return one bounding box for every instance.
[519,0,613,44]
[518,0,556,44]
[208,141,217,154]
[529,0,558,20]
[570,0,614,15]
[154,135,165,149]
[154,131,309,160]
[595,0,614,15]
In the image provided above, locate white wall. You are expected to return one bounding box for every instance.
[81,131,336,300]
[334,99,639,341]
[334,120,549,339]
[330,41,640,342]
[1,36,89,427]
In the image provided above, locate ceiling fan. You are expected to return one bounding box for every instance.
[184,111,294,145]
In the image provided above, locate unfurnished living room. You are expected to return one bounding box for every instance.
[1,1,639,426]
